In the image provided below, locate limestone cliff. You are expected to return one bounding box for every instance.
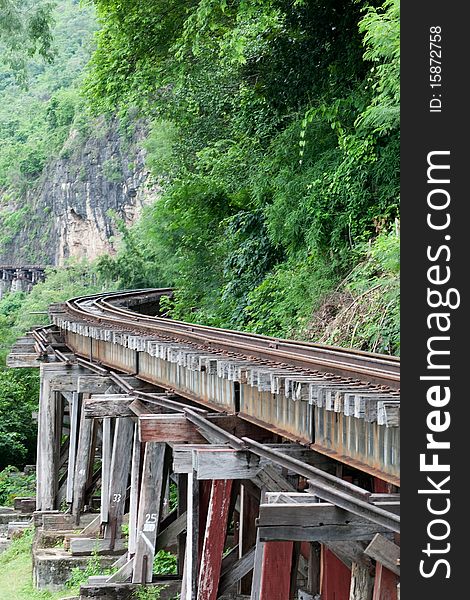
[0,118,159,266]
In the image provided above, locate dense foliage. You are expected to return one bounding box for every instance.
[91,0,400,353]
[0,0,96,193]
[0,262,102,469]
[0,0,55,80]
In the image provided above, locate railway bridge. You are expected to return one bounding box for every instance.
[8,289,400,600]
[0,264,46,298]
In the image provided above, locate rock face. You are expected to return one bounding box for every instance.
[0,117,159,266]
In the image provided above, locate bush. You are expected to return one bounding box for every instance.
[66,549,116,589]
[0,467,36,506]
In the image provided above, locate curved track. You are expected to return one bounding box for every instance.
[62,289,400,389]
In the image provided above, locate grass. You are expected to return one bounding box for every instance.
[0,528,79,600]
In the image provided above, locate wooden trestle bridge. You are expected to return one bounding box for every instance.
[8,289,400,600]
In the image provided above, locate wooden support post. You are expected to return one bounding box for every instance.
[84,419,99,508]
[250,530,264,600]
[182,471,199,600]
[100,417,112,524]
[128,422,141,556]
[37,367,61,510]
[239,484,259,594]
[72,394,93,522]
[365,534,400,577]
[259,541,293,600]
[307,542,321,596]
[66,392,79,505]
[178,474,188,579]
[104,417,134,544]
[198,480,212,561]
[218,546,256,597]
[290,542,301,599]
[372,564,398,600]
[321,546,351,600]
[132,442,168,584]
[197,479,233,600]
[349,562,374,600]
[177,473,188,578]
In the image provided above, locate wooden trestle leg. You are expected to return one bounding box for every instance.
[132,442,169,583]
[197,479,233,600]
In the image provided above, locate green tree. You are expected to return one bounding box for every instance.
[0,369,39,469]
[0,0,55,80]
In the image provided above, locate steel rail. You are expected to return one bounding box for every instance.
[62,289,400,388]
[242,437,400,533]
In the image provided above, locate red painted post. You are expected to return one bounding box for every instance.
[300,541,310,559]
[373,477,391,494]
[259,541,293,600]
[372,563,398,600]
[198,480,212,562]
[240,485,259,593]
[321,546,352,600]
[197,479,233,600]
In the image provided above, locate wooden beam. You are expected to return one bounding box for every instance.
[177,473,188,580]
[239,484,259,594]
[250,530,264,600]
[84,394,135,418]
[7,353,42,368]
[132,442,168,583]
[127,422,141,555]
[307,542,321,596]
[77,376,113,394]
[194,449,261,480]
[104,417,134,544]
[218,546,255,596]
[197,479,233,600]
[106,557,135,583]
[69,537,126,556]
[129,398,158,416]
[182,471,199,600]
[81,516,101,536]
[72,394,93,520]
[140,415,206,444]
[173,445,227,474]
[65,392,79,504]
[349,561,374,600]
[365,534,400,576]
[100,418,112,524]
[37,370,61,510]
[252,465,297,494]
[140,414,272,445]
[156,512,187,551]
[258,503,389,543]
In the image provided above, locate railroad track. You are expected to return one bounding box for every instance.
[62,288,399,390]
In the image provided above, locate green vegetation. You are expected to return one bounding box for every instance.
[153,550,178,576]
[0,0,54,82]
[0,528,78,599]
[65,548,116,589]
[2,0,400,354]
[89,0,400,355]
[0,0,96,192]
[0,261,102,470]
[0,467,35,505]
